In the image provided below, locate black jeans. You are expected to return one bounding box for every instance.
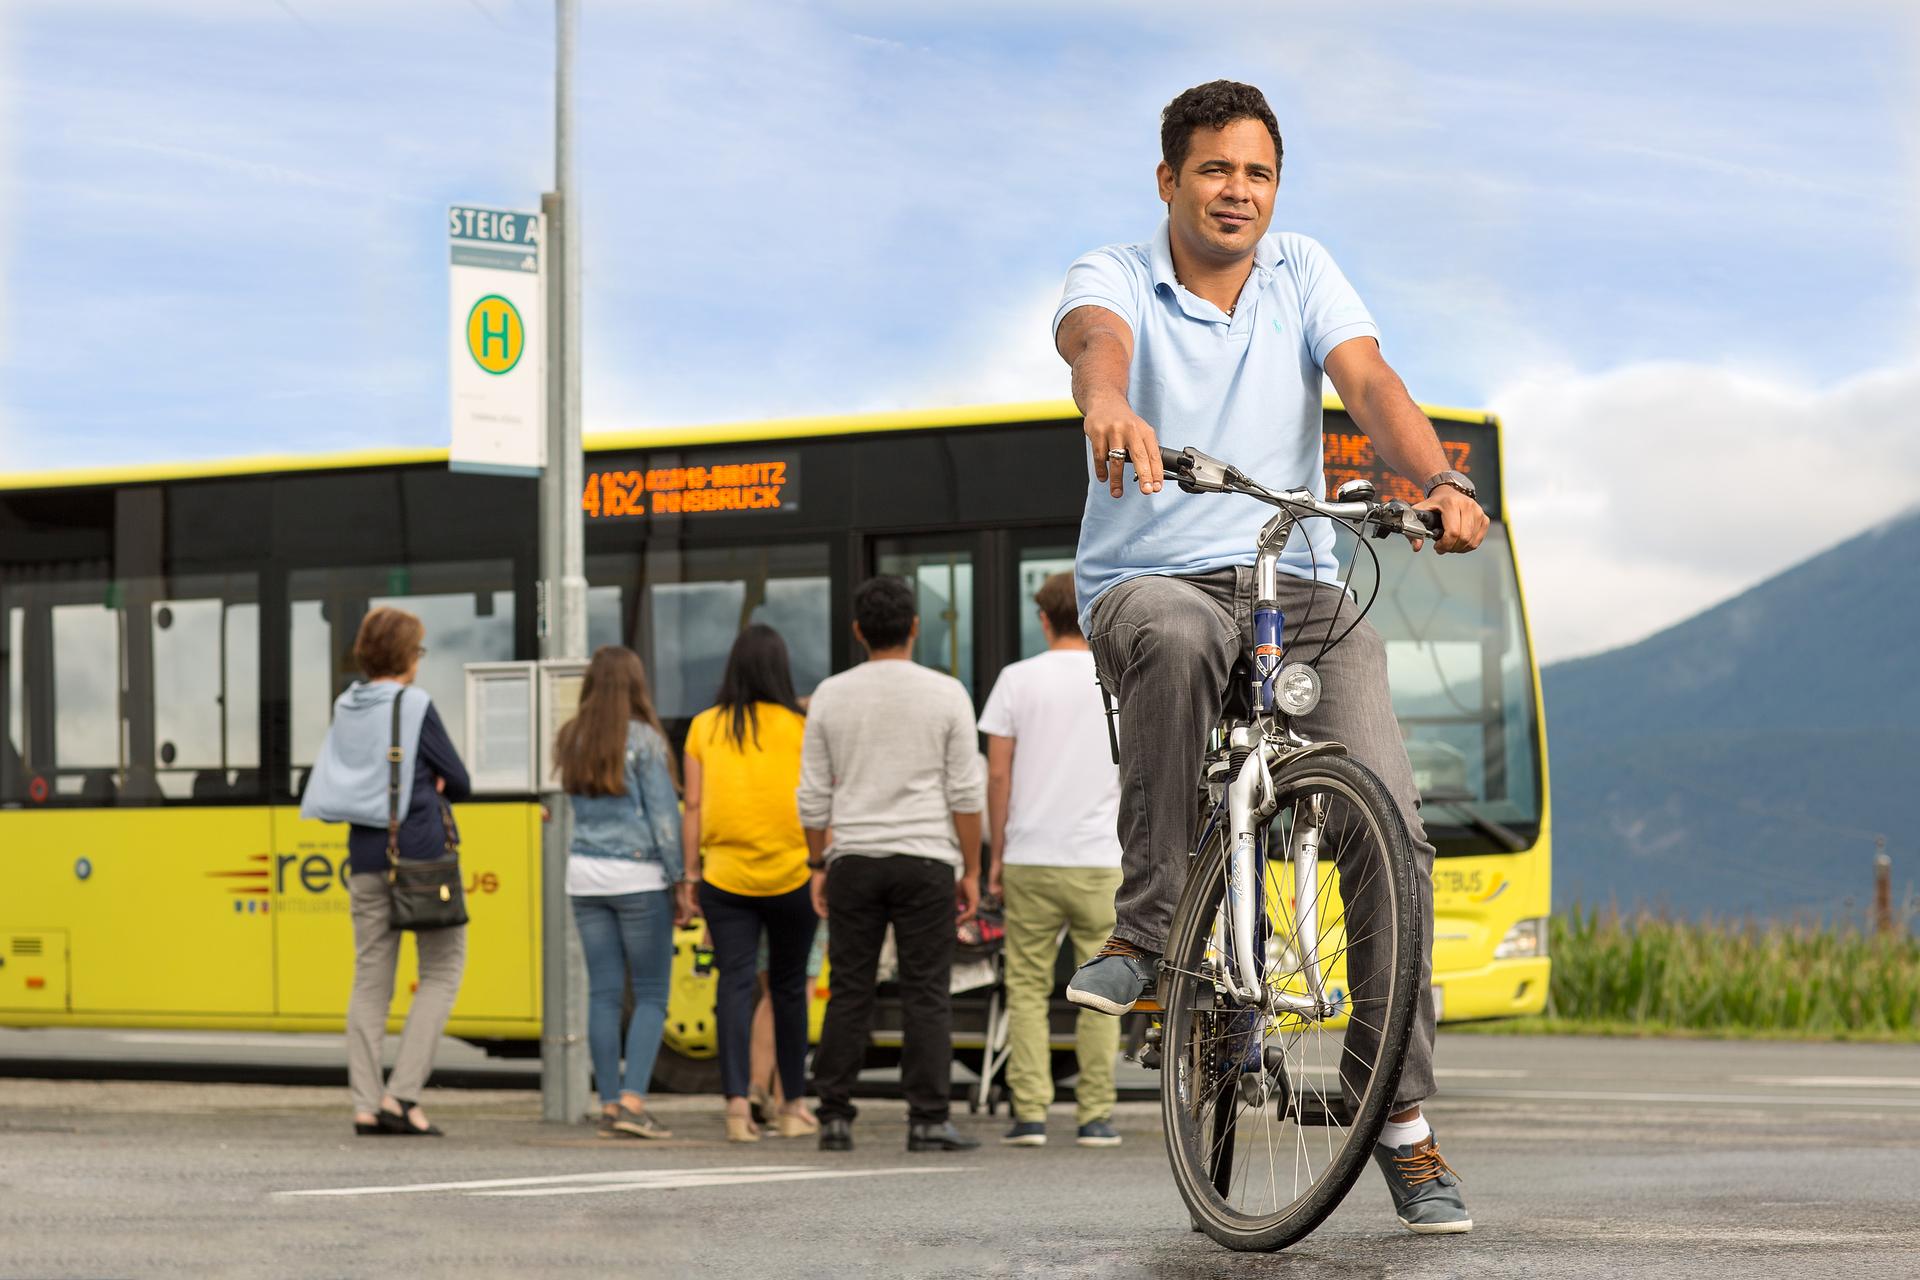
[697,881,818,1102]
[810,854,956,1126]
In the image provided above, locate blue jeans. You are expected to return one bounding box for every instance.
[570,891,674,1103]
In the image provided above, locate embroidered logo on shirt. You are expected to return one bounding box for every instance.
[1272,317,1284,334]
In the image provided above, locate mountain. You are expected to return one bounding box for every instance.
[1541,509,1920,923]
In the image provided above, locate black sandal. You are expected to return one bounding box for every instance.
[354,1119,391,1136]
[378,1099,444,1137]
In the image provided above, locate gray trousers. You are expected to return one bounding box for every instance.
[347,872,468,1114]
[1085,567,1437,1109]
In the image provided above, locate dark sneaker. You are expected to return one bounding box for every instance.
[1373,1133,1472,1234]
[1075,1119,1122,1148]
[1065,937,1158,1015]
[907,1121,980,1152]
[600,1105,671,1140]
[818,1118,853,1152]
[1001,1121,1047,1147]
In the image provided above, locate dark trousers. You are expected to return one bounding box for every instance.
[810,853,956,1126]
[697,880,818,1102]
[1086,567,1437,1110]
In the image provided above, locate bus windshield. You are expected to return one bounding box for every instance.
[1332,521,1541,856]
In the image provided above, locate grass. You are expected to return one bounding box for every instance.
[1451,906,1920,1043]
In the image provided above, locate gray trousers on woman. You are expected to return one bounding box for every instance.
[1085,566,1437,1109]
[347,872,468,1114]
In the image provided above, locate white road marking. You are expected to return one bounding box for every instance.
[276,1165,972,1199]
[473,1167,975,1198]
[1444,1086,1920,1109]
[1729,1075,1920,1089]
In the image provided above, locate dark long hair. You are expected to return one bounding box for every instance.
[710,624,803,751]
[554,645,679,797]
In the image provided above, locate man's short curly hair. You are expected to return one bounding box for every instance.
[1161,80,1283,179]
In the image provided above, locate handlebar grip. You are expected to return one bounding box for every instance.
[1157,446,1186,474]
[1416,507,1443,537]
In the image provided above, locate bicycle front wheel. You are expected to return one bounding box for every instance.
[1159,753,1420,1252]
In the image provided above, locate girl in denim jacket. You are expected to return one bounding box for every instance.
[554,645,689,1138]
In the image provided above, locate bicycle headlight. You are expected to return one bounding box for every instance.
[1275,663,1322,717]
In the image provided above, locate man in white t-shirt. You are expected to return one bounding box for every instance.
[979,572,1124,1149]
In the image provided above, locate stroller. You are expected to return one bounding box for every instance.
[952,895,1011,1113]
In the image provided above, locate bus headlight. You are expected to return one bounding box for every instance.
[1493,917,1548,961]
[1275,663,1321,716]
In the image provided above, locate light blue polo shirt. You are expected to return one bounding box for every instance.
[1054,219,1379,622]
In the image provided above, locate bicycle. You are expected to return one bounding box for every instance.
[1130,443,1440,1252]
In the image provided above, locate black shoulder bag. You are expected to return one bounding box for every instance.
[385,690,469,931]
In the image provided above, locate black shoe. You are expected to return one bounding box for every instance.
[377,1099,443,1137]
[818,1118,853,1152]
[907,1121,980,1152]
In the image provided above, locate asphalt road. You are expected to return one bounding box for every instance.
[3,1031,1917,1278]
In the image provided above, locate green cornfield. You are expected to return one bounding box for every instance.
[1541,906,1920,1039]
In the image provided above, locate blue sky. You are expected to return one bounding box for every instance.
[3,0,1917,657]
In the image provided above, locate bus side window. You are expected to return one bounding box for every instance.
[149,580,261,801]
[50,596,122,800]
[287,560,517,789]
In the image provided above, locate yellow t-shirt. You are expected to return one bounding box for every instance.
[685,702,810,897]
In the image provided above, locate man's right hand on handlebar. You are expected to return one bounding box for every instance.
[1083,392,1165,498]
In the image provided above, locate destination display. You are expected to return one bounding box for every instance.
[581,450,799,520]
[1322,419,1499,517]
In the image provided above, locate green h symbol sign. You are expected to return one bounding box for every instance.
[481,307,510,361]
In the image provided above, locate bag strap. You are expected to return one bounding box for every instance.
[386,688,405,869]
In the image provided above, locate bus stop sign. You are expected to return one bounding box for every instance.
[448,204,546,476]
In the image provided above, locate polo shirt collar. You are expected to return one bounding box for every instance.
[1149,218,1283,319]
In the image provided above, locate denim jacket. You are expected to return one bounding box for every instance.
[567,721,684,880]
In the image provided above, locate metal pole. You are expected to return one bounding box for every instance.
[1874,837,1892,937]
[538,0,590,1125]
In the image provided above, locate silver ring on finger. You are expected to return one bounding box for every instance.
[1105,448,1129,461]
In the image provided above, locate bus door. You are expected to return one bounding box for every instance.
[870,533,984,699]
[865,525,1080,705]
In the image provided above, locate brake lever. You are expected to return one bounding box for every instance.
[1370,500,1442,542]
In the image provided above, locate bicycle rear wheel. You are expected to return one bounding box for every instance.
[1159,753,1420,1252]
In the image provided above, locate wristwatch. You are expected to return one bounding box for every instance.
[1424,469,1477,500]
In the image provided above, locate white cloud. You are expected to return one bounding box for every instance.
[1495,360,1920,663]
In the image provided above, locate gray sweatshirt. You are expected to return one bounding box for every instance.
[796,658,985,870]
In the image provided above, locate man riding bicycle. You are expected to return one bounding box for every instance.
[1057,80,1487,1236]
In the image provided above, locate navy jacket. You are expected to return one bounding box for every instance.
[347,704,472,875]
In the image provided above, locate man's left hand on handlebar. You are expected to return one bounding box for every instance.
[1412,484,1488,555]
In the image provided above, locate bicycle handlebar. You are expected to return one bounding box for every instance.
[1144,444,1443,544]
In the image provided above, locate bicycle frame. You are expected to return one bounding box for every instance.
[1215,499,1370,1017]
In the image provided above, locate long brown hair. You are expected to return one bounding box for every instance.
[554,646,679,797]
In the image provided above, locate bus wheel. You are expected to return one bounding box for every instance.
[650,1046,723,1095]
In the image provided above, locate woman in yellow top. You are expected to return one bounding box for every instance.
[682,624,818,1142]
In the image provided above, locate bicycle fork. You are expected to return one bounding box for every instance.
[1222,737,1336,1020]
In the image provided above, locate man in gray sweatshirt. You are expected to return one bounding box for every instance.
[800,575,985,1154]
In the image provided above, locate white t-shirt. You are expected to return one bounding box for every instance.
[566,855,671,897]
[977,648,1123,869]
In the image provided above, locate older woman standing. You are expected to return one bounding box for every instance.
[303,606,470,1137]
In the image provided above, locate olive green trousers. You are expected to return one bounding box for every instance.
[1001,864,1124,1125]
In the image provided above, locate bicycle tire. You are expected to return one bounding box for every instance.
[1158,753,1421,1252]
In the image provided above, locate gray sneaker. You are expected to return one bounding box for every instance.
[1065,938,1157,1015]
[1373,1133,1471,1234]
[599,1104,671,1140]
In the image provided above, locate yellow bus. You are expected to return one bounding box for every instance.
[0,400,1547,1085]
